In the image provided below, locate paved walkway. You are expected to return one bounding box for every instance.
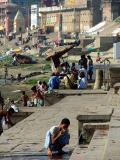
[70,89,120,160]
[0,92,111,157]
[1,89,120,160]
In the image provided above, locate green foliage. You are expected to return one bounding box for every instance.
[26,77,49,85]
[42,63,51,71]
[17,64,33,69]
[0,56,13,67]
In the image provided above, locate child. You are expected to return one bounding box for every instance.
[44,118,70,156]
[21,91,29,107]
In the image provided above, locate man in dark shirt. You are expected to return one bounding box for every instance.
[0,108,15,135]
[78,55,88,70]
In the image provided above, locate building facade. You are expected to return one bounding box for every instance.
[64,0,87,8]
[0,0,33,33]
[40,0,102,33]
[102,0,120,21]
[40,0,65,7]
[0,0,40,7]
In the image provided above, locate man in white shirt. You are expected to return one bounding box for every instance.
[44,118,70,156]
[10,100,19,112]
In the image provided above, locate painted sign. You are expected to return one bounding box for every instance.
[65,0,87,8]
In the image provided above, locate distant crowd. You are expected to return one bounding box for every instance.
[1,55,94,110]
[47,55,93,90]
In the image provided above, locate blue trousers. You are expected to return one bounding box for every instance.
[45,131,70,152]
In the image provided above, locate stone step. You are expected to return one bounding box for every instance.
[83,122,109,130]
[70,129,109,160]
[103,109,120,160]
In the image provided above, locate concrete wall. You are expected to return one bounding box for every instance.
[95,36,114,51]
[103,1,120,21]
[100,36,114,51]
[80,10,92,33]
[109,67,120,87]
[113,42,120,59]
[103,2,112,21]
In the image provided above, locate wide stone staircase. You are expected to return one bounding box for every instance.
[70,89,120,160]
[94,17,120,51]
[100,18,120,37]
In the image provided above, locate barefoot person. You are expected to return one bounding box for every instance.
[44,118,70,156]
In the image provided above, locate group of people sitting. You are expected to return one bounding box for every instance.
[20,81,49,107]
[48,55,93,90]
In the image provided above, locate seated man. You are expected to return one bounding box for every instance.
[48,73,60,90]
[20,91,29,107]
[78,72,88,89]
[44,118,70,156]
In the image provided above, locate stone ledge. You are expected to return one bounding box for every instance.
[70,129,109,160]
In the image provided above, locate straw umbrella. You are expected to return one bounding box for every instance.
[45,45,74,73]
[45,45,74,61]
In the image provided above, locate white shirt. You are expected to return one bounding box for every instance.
[49,126,60,135]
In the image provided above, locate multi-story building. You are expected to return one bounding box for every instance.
[40,0,102,33]
[0,1,19,32]
[102,0,120,21]
[64,0,87,8]
[9,0,39,6]
[40,0,65,7]
[0,0,38,33]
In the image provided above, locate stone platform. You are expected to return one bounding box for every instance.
[0,89,119,160]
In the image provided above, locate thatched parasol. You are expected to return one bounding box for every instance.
[45,45,74,61]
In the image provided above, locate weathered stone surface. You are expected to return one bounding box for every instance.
[0,94,111,158]
[70,130,109,160]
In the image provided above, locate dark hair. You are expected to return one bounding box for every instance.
[61,118,70,126]
[31,86,37,92]
[39,81,42,85]
[80,72,85,78]
[81,55,85,59]
[11,100,14,103]
[22,91,25,95]
[8,108,15,114]
[72,62,75,66]
[87,55,91,59]
[43,81,47,85]
[52,73,55,76]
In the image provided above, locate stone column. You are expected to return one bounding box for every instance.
[94,69,103,89]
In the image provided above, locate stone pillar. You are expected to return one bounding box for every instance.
[94,69,103,89]
[78,121,83,144]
